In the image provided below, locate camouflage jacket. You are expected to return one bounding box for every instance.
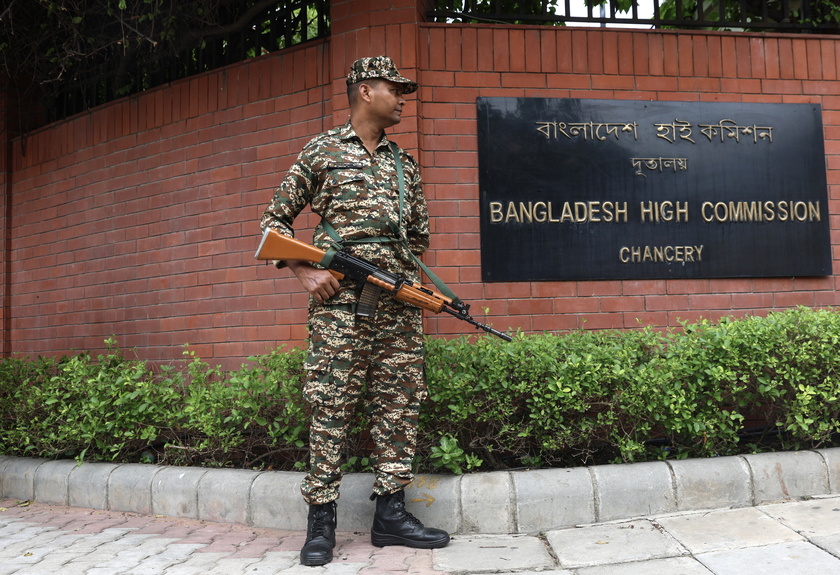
[260,122,430,306]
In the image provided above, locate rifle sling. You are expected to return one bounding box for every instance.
[320,142,461,305]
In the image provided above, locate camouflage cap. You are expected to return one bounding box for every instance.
[346,56,418,94]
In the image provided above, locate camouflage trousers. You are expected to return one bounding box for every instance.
[300,298,426,505]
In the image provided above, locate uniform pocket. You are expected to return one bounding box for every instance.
[303,349,358,407]
[324,169,368,206]
[303,354,337,407]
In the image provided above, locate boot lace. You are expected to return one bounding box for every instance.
[393,497,423,527]
[308,505,333,540]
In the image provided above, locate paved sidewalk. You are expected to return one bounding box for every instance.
[3,495,840,574]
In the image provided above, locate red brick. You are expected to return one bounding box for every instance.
[553,296,600,314]
[648,33,665,76]
[586,31,604,75]
[688,294,733,309]
[774,291,817,307]
[461,27,478,71]
[616,32,635,76]
[731,293,774,309]
[532,313,580,332]
[791,38,810,80]
[624,312,668,328]
[571,30,589,74]
[677,34,694,77]
[632,33,650,76]
[829,40,840,82]
[603,32,619,75]
[556,29,573,74]
[583,313,626,329]
[677,77,721,93]
[720,35,738,77]
[592,75,635,90]
[530,282,576,298]
[601,296,645,312]
[663,34,679,76]
[539,29,558,73]
[797,38,818,80]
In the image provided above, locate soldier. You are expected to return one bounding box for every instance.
[260,56,450,567]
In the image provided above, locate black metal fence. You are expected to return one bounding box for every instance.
[48,0,840,121]
[49,0,330,122]
[428,0,840,32]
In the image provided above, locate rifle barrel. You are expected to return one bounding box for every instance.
[442,307,513,342]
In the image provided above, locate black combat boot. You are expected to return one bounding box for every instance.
[300,501,337,566]
[370,490,450,549]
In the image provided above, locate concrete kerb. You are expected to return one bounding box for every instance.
[1,448,840,534]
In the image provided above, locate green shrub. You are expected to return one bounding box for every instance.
[0,338,182,462]
[1,307,840,472]
[165,345,308,468]
[421,307,840,468]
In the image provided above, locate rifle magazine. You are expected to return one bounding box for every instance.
[356,283,382,318]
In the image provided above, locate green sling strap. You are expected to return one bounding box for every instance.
[320,142,462,305]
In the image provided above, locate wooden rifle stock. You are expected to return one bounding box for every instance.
[255,227,334,271]
[255,228,447,313]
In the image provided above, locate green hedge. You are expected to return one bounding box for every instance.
[2,307,840,473]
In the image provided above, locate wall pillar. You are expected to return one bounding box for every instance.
[0,81,12,358]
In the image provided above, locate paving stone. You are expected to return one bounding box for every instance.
[655,507,803,554]
[696,540,840,575]
[760,497,840,536]
[546,519,687,569]
[434,534,555,574]
[809,533,840,558]
[575,556,714,575]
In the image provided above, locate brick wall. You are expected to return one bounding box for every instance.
[6,6,840,369]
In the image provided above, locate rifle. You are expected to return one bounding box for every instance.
[255,227,512,342]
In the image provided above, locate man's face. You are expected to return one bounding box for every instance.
[367,79,408,127]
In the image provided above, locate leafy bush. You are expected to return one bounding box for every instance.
[0,339,307,469]
[2,307,840,472]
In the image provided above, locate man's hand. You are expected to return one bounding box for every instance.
[286,260,341,303]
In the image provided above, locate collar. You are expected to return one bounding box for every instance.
[334,121,390,151]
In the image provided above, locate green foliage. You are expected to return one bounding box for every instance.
[2,307,840,473]
[422,327,665,467]
[1,1,331,124]
[428,434,483,474]
[163,345,308,468]
[0,340,307,469]
[422,307,840,469]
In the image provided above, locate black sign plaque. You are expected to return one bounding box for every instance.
[478,97,832,281]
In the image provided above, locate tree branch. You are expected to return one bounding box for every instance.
[182,0,284,47]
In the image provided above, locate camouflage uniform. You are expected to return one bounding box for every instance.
[260,121,430,505]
